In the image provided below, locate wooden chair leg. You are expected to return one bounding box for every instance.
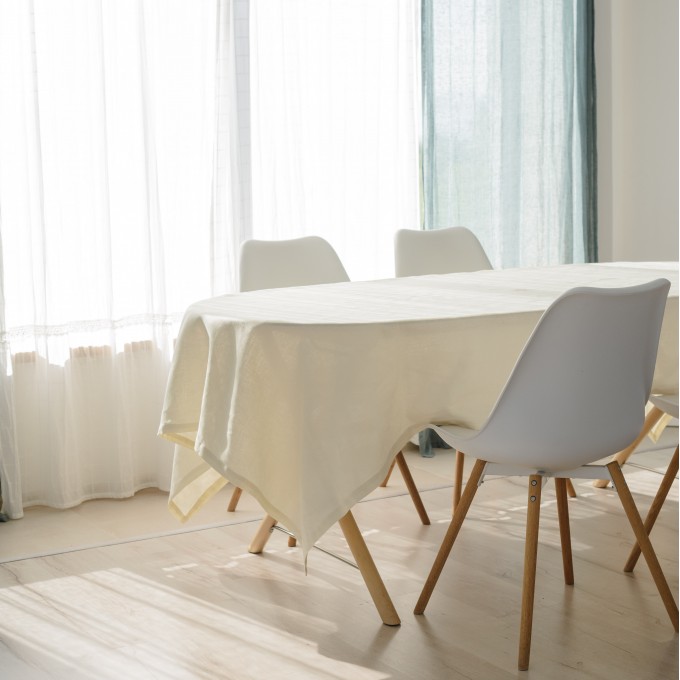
[555,478,574,585]
[414,458,486,615]
[248,514,277,554]
[227,486,243,512]
[624,446,679,573]
[380,458,397,487]
[452,450,465,512]
[518,474,543,671]
[594,407,664,488]
[607,462,679,631]
[338,511,401,626]
[565,478,577,498]
[395,451,430,525]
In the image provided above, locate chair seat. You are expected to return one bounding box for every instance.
[650,394,679,419]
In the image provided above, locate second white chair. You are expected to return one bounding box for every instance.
[393,228,493,507]
[394,226,492,277]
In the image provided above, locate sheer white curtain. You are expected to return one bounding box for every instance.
[0,0,420,517]
[0,0,246,516]
[249,0,421,281]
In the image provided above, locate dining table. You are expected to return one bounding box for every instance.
[158,262,678,625]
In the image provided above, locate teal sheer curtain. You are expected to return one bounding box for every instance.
[421,0,597,266]
[419,0,597,455]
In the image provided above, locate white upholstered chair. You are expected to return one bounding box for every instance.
[228,236,430,532]
[413,279,677,671]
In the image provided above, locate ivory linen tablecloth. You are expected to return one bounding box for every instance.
[159,263,678,557]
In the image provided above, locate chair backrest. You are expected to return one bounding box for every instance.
[239,236,350,292]
[469,279,671,471]
[394,227,492,277]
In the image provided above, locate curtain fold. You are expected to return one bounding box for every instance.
[576,0,598,263]
[0,0,246,514]
[0,231,20,519]
[421,0,597,266]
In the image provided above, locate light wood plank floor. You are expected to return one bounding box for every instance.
[0,441,677,680]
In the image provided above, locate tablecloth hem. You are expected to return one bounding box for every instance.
[208,427,421,562]
[166,474,229,523]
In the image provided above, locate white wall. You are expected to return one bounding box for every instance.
[595,0,678,262]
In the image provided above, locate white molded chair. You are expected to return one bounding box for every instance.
[229,236,430,530]
[394,226,492,278]
[239,236,350,292]
[413,279,677,671]
[392,228,578,507]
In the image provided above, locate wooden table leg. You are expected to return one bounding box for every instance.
[227,486,243,512]
[395,451,430,525]
[249,511,399,626]
[338,511,401,626]
[249,514,277,554]
[380,458,397,487]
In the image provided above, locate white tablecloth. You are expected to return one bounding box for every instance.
[159,263,678,556]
